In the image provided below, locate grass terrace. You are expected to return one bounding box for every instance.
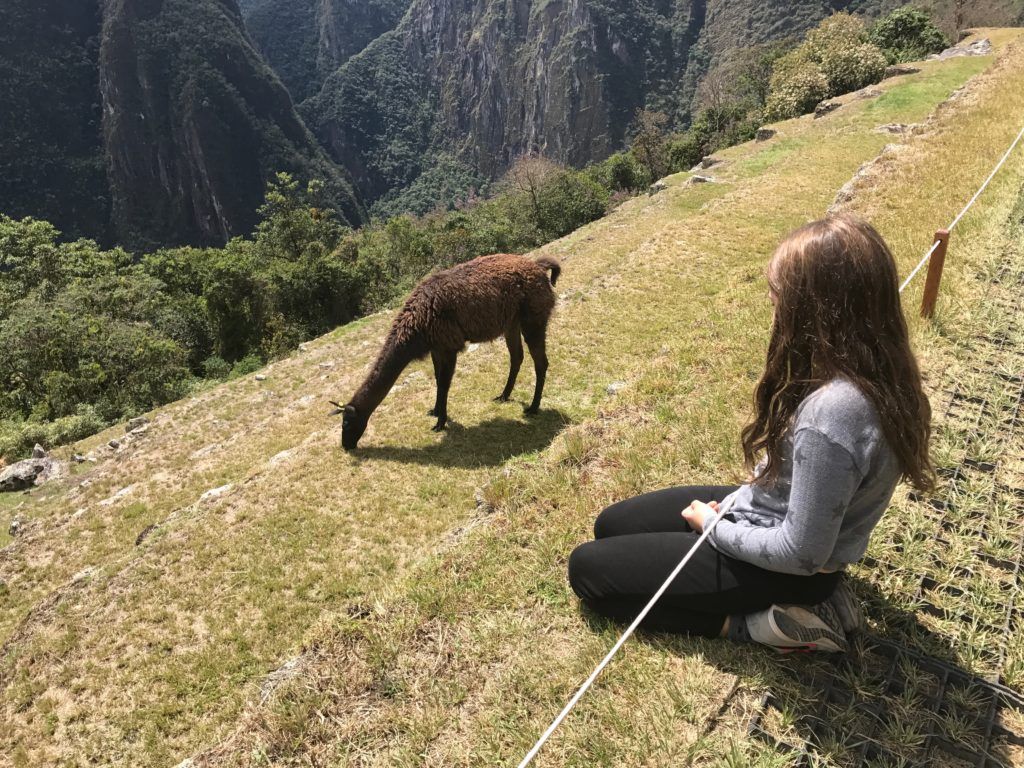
[2,29,1024,768]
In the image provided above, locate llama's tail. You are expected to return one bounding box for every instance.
[535,256,561,286]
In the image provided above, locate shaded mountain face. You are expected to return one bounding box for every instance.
[242,0,413,102]
[299,0,862,205]
[0,0,365,250]
[0,1,110,242]
[250,0,1023,212]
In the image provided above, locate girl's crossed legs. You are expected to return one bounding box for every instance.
[568,485,839,637]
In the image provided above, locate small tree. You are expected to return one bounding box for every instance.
[819,43,888,94]
[764,54,830,120]
[629,110,671,181]
[533,170,609,241]
[500,154,561,224]
[870,7,949,64]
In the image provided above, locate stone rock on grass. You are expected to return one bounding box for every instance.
[885,64,920,78]
[876,123,911,134]
[200,484,233,503]
[815,100,842,118]
[9,516,23,537]
[648,180,669,195]
[607,381,627,396]
[685,174,716,185]
[32,444,47,459]
[755,128,776,142]
[0,457,66,492]
[126,416,149,433]
[931,38,991,60]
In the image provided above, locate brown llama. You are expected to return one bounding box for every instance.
[336,253,561,450]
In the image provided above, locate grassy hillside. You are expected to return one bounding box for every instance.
[3,30,1024,767]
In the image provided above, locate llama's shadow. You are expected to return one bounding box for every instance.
[352,409,571,468]
[579,577,1022,765]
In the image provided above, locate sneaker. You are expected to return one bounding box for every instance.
[824,577,864,635]
[745,601,849,653]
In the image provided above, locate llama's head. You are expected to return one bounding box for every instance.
[340,404,368,450]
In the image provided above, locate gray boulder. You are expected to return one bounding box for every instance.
[0,459,47,492]
[126,416,149,433]
[686,174,716,185]
[932,38,991,60]
[755,128,776,142]
[32,444,47,459]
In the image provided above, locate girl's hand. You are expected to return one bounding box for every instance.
[682,500,719,533]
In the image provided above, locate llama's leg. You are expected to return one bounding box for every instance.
[431,349,458,431]
[523,325,548,415]
[428,351,442,417]
[496,325,523,402]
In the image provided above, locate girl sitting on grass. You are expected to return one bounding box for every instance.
[568,215,934,652]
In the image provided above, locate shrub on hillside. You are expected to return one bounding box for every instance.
[804,12,870,57]
[629,110,671,181]
[533,170,610,241]
[764,13,886,121]
[870,7,949,64]
[593,152,650,192]
[819,43,888,95]
[765,56,830,121]
[0,406,105,460]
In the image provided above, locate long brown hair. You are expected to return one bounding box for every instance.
[741,215,934,491]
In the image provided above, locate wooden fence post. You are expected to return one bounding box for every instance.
[920,229,950,319]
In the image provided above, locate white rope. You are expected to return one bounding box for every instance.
[900,122,1024,294]
[517,510,725,768]
[946,123,1024,232]
[899,239,941,294]
[517,121,1024,768]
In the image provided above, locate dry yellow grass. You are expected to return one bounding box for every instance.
[2,29,1024,768]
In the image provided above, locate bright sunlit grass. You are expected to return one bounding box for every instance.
[2,29,1024,768]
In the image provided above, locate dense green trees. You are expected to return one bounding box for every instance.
[765,13,888,121]
[764,7,950,122]
[0,165,619,459]
[870,7,949,64]
[0,7,953,460]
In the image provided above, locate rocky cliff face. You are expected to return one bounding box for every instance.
[301,0,871,206]
[0,1,110,242]
[100,0,365,250]
[0,0,365,250]
[242,0,413,102]
[287,0,1023,210]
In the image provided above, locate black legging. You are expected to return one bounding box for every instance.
[568,485,841,637]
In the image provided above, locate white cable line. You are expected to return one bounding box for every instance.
[516,510,727,768]
[899,239,941,294]
[946,123,1024,232]
[517,120,1024,768]
[900,122,1024,294]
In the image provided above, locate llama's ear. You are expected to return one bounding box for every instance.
[328,400,345,416]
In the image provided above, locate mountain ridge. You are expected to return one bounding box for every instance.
[0,0,366,250]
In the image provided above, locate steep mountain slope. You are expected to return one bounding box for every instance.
[0,0,365,250]
[241,0,412,102]
[2,30,1022,766]
[0,2,110,242]
[293,0,1023,210]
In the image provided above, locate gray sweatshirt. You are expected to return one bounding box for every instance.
[710,378,901,575]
